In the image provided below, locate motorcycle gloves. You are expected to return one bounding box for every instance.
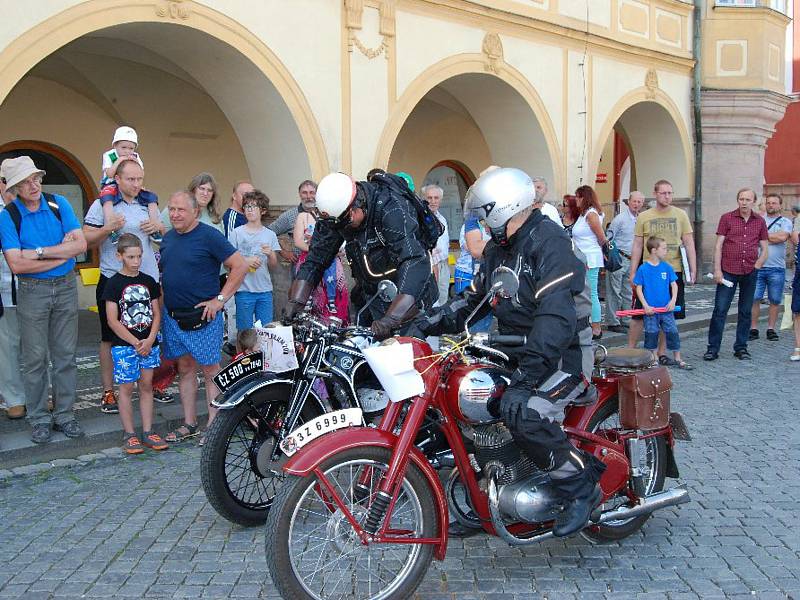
[282,279,313,325]
[370,293,419,340]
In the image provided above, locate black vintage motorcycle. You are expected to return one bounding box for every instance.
[201,281,447,526]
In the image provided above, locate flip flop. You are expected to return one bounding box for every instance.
[658,355,679,366]
[676,361,693,371]
[164,423,199,443]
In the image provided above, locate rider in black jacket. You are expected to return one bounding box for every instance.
[412,167,605,538]
[284,171,437,338]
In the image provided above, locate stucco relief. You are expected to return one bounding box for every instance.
[346,0,395,59]
[645,68,658,100]
[482,33,504,74]
[155,0,190,20]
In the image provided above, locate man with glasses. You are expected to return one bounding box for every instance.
[284,171,437,338]
[0,156,88,444]
[83,159,165,413]
[628,180,696,362]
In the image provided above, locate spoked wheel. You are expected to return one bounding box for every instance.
[580,396,666,543]
[201,383,322,526]
[266,446,436,600]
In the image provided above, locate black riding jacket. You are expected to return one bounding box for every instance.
[424,209,585,386]
[294,178,437,318]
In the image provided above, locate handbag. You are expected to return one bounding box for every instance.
[602,237,622,272]
[618,366,672,430]
[169,307,208,331]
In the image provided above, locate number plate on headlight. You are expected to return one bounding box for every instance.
[279,408,363,457]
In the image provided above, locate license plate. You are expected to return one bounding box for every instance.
[213,351,265,392]
[280,408,363,457]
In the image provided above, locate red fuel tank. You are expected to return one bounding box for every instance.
[443,362,511,424]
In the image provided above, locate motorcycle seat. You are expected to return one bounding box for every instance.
[602,348,654,370]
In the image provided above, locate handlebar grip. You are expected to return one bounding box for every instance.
[488,334,526,346]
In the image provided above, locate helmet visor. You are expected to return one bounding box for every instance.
[313,206,353,229]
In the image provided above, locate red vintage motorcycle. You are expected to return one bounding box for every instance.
[265,271,690,600]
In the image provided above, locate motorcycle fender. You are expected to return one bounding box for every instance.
[284,428,449,561]
[665,444,680,479]
[212,373,293,410]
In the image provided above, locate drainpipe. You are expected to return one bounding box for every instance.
[692,0,704,269]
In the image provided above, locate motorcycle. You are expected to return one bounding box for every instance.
[264,267,691,600]
[201,281,411,526]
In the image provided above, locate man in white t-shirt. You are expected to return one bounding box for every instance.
[423,184,451,306]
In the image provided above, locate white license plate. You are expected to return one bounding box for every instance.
[279,408,363,457]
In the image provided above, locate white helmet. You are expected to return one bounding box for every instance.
[464,167,535,245]
[315,172,356,224]
[112,126,138,146]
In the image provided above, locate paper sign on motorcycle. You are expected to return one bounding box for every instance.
[253,324,298,373]
[362,342,424,402]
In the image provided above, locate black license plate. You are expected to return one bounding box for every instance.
[213,351,265,392]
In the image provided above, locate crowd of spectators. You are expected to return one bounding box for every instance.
[0,135,798,450]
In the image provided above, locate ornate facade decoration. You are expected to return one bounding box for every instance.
[645,68,659,99]
[345,0,395,60]
[482,33,504,74]
[155,0,190,20]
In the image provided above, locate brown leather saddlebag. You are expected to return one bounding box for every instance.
[618,366,672,430]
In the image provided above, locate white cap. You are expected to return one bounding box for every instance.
[112,126,138,146]
[315,172,356,220]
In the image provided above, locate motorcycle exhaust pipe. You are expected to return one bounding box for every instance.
[488,480,690,547]
[593,487,690,525]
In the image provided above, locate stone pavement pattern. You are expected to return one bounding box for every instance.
[0,324,798,599]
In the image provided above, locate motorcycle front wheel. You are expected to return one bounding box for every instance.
[580,395,667,543]
[200,383,322,526]
[265,446,436,600]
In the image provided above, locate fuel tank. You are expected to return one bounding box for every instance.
[443,363,511,424]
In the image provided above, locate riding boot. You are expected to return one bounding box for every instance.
[549,451,606,538]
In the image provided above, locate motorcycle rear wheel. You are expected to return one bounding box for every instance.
[200,383,322,526]
[580,395,666,543]
[265,446,436,600]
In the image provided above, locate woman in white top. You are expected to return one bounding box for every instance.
[571,185,607,339]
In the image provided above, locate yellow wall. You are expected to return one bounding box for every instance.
[387,97,492,187]
[0,61,250,212]
[702,3,790,93]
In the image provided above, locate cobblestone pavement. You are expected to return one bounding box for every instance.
[1,323,798,600]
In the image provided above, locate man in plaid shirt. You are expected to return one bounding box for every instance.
[704,188,768,361]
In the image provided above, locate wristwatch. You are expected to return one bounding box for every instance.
[35,247,44,260]
[216,294,227,304]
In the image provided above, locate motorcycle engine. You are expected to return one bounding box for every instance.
[472,423,562,523]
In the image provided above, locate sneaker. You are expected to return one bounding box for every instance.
[100,389,118,414]
[53,420,84,438]
[748,329,759,341]
[153,390,174,404]
[790,348,800,362]
[766,329,779,341]
[141,431,169,451]
[123,433,145,455]
[31,423,51,444]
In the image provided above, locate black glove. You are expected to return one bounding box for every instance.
[282,279,313,325]
[370,293,418,340]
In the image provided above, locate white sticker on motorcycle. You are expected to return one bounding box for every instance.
[280,408,363,457]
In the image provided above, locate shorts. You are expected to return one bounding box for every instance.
[161,311,223,366]
[632,270,686,321]
[643,313,680,351]
[97,274,114,343]
[792,268,800,315]
[111,344,161,384]
[753,267,786,305]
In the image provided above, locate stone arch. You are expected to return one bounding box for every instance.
[0,1,328,180]
[375,54,563,193]
[590,89,693,199]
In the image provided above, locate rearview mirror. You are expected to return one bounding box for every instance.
[377,280,398,303]
[490,265,519,299]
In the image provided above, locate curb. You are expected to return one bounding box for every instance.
[0,447,126,483]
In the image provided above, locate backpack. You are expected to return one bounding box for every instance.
[3,193,63,305]
[370,172,444,251]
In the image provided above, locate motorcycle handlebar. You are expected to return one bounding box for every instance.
[488,334,526,346]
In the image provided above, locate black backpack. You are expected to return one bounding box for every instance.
[2,193,62,305]
[370,172,444,251]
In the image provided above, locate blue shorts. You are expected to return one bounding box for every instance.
[111,345,161,384]
[753,267,786,305]
[643,312,680,352]
[161,311,223,366]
